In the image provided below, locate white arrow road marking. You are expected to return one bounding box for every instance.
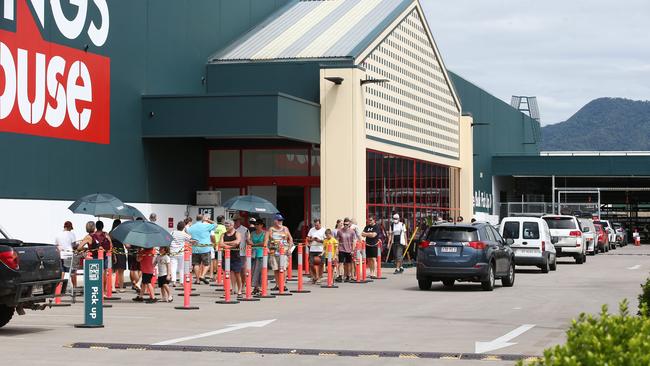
[153,319,276,346]
[475,324,535,354]
[628,265,641,270]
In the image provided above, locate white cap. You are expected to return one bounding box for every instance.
[393,214,400,219]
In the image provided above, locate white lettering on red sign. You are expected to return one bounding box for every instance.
[0,0,110,144]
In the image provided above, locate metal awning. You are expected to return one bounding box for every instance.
[141,93,320,144]
[493,154,650,177]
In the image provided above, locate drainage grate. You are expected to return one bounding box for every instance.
[68,342,538,361]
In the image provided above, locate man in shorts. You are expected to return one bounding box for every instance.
[307,219,325,284]
[264,214,292,291]
[187,214,216,284]
[361,216,380,278]
[336,218,358,282]
[234,216,250,280]
[211,216,226,280]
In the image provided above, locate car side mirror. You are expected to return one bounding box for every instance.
[505,238,514,245]
[551,237,559,244]
[582,227,590,233]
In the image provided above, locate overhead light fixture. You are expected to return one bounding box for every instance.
[361,78,390,85]
[325,77,344,85]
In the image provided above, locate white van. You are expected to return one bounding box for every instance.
[542,215,587,264]
[499,217,557,273]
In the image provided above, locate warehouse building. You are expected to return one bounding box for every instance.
[0,0,473,242]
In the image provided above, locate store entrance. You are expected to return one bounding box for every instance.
[277,186,306,242]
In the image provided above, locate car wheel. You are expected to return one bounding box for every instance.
[0,305,15,328]
[541,255,550,273]
[418,278,432,291]
[442,279,455,288]
[611,243,617,250]
[502,261,515,287]
[583,252,587,263]
[550,255,557,271]
[575,253,584,264]
[481,263,495,291]
[605,244,609,253]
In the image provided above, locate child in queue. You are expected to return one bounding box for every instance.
[157,247,173,302]
[323,229,339,279]
[134,247,157,303]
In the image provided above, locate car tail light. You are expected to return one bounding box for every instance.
[569,231,582,237]
[0,249,19,270]
[468,241,486,250]
[419,241,431,248]
[541,241,546,252]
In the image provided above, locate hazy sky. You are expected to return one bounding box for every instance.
[421,0,650,125]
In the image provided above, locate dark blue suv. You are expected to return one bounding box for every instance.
[416,223,515,291]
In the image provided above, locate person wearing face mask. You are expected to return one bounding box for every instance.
[389,214,406,274]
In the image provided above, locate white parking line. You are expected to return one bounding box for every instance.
[153,319,276,346]
[628,265,641,270]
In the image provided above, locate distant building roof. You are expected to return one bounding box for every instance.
[210,0,413,63]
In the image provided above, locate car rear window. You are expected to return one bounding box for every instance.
[543,217,576,229]
[427,227,478,242]
[502,222,520,239]
[595,221,609,229]
[522,222,540,239]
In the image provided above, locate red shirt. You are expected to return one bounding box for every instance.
[138,248,155,274]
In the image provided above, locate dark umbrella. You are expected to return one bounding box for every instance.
[68,193,128,217]
[222,195,279,214]
[109,221,173,248]
[103,204,146,220]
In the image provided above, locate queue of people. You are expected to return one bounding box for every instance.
[54,211,452,303]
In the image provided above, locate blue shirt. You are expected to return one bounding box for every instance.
[187,222,216,254]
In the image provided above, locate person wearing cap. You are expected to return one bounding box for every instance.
[336,218,357,282]
[388,214,406,274]
[248,218,266,295]
[264,213,293,291]
[55,221,77,288]
[234,215,250,280]
[210,215,227,281]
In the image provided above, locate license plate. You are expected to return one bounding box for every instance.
[517,249,538,255]
[440,247,458,253]
[32,285,43,296]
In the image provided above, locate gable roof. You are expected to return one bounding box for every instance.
[209,0,413,63]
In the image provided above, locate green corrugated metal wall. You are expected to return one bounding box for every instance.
[449,72,541,212]
[0,0,291,204]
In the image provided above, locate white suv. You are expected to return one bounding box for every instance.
[542,215,587,264]
[578,219,598,255]
[500,217,557,273]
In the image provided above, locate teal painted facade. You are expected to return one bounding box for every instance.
[448,72,541,213]
[0,0,291,204]
[493,155,650,177]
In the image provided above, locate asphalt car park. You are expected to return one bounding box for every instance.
[1,245,649,366]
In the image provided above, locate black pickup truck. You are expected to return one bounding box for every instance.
[0,226,63,327]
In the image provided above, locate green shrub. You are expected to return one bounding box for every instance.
[519,300,650,366]
[638,277,650,316]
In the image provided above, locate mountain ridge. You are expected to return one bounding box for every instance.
[541,98,650,151]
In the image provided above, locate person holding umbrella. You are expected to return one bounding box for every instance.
[110,220,127,292]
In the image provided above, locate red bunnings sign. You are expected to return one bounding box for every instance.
[0,0,110,144]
